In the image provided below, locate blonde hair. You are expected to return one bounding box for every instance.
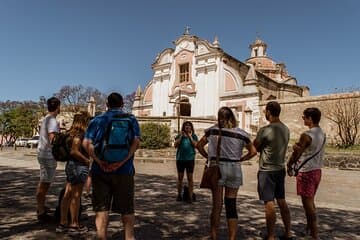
[68,111,91,138]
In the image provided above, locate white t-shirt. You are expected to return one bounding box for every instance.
[37,114,59,159]
[297,127,325,173]
[205,126,251,162]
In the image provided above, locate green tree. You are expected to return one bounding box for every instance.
[140,123,171,149]
[0,102,39,142]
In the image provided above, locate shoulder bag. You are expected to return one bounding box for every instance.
[200,129,222,189]
[292,135,326,176]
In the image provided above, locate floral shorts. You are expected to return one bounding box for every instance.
[296,169,321,198]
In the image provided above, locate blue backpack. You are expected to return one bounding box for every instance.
[99,114,133,163]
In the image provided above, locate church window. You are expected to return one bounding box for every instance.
[254,49,258,57]
[179,98,191,116]
[179,63,190,83]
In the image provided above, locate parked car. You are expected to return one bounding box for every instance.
[27,135,40,148]
[15,138,30,147]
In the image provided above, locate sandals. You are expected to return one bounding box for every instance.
[56,224,68,233]
[56,224,88,234]
[68,224,88,234]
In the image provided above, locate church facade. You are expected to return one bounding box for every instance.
[132,29,309,133]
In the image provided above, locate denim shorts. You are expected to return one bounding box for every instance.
[38,156,57,183]
[218,161,243,189]
[65,160,89,185]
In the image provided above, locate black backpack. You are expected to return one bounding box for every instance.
[51,132,72,162]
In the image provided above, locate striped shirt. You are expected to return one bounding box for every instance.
[205,126,251,162]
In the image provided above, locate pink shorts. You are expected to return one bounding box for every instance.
[296,169,321,198]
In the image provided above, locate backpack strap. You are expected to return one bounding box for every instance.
[103,113,133,144]
[98,113,134,162]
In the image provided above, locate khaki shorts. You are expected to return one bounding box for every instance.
[92,174,134,215]
[38,156,57,183]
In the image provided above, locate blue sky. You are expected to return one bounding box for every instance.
[0,0,359,101]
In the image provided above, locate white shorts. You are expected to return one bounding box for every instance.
[218,161,243,189]
[38,156,57,183]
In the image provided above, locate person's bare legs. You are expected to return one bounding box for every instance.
[95,211,109,240]
[36,182,50,215]
[264,200,276,240]
[210,185,223,240]
[59,183,73,226]
[225,187,239,240]
[186,172,194,202]
[277,198,291,238]
[177,172,184,199]
[69,183,84,227]
[301,196,318,239]
[122,214,135,240]
[84,175,92,196]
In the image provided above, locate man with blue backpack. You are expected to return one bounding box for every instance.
[83,92,140,240]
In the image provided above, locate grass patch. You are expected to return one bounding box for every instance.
[325,144,360,154]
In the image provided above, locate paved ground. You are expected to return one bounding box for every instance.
[0,147,359,239]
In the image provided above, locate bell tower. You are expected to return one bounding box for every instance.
[249,38,267,58]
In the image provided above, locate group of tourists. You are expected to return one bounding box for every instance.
[175,101,325,240]
[34,93,324,240]
[35,93,140,240]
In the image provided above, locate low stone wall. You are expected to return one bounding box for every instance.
[136,148,360,170]
[324,153,360,170]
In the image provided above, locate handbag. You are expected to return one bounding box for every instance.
[199,164,221,189]
[199,129,222,189]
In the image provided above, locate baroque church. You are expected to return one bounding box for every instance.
[132,28,310,134]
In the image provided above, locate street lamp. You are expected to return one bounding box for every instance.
[169,90,182,133]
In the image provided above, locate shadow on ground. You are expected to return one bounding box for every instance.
[0,166,359,239]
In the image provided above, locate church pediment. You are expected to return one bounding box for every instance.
[174,40,195,56]
[152,48,174,66]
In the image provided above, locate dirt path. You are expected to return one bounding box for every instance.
[0,148,359,239]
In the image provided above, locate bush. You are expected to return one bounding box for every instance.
[140,123,171,149]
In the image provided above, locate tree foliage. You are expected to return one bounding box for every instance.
[54,85,107,112]
[0,85,136,145]
[324,97,360,147]
[140,123,171,149]
[123,92,135,113]
[0,102,40,143]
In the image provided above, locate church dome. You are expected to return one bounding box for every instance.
[246,56,276,69]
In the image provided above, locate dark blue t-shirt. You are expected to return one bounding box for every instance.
[84,109,141,175]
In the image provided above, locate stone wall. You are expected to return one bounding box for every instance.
[135,147,360,170]
[259,92,360,144]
